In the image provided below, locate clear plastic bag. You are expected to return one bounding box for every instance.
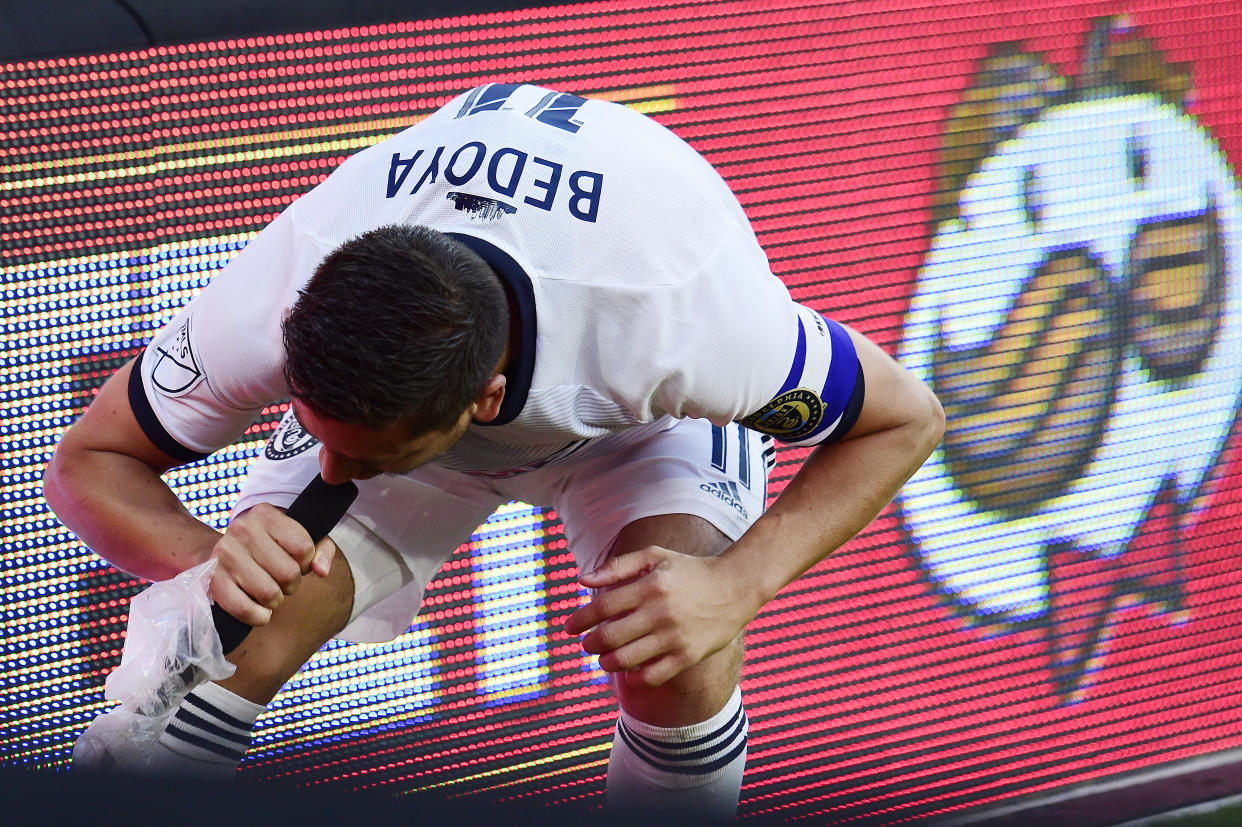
[73,559,236,772]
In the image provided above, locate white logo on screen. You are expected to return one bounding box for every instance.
[898,95,1242,632]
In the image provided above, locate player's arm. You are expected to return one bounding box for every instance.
[43,358,219,580]
[567,324,945,685]
[42,359,329,626]
[720,325,945,601]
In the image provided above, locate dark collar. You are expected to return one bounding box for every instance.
[446,232,536,427]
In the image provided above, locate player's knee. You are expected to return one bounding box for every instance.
[698,630,745,687]
[616,632,744,727]
[609,513,732,561]
[220,555,354,704]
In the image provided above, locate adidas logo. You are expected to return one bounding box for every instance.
[700,481,748,520]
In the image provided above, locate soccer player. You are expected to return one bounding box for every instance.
[43,83,944,817]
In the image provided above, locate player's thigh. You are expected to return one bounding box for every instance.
[549,418,772,578]
[218,541,355,704]
[548,419,772,724]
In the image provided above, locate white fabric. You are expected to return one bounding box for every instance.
[236,415,771,642]
[150,681,263,778]
[608,686,748,818]
[133,82,858,465]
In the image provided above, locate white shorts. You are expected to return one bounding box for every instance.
[234,413,773,642]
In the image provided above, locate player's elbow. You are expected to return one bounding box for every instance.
[42,441,69,516]
[907,380,946,461]
[920,383,946,454]
[42,433,87,524]
[42,424,103,521]
[891,375,945,464]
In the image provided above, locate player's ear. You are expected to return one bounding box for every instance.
[471,374,507,423]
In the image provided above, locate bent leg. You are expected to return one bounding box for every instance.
[217,542,355,704]
[604,513,748,819]
[149,546,354,776]
[519,418,768,815]
[606,514,742,725]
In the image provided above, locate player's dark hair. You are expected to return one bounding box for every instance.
[282,224,509,432]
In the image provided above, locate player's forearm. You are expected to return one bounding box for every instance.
[723,398,944,609]
[43,445,219,581]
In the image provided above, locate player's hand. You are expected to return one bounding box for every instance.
[207,502,336,626]
[564,547,758,687]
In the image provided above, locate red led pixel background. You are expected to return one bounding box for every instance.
[4,0,1242,822]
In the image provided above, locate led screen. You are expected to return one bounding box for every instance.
[4,0,1242,822]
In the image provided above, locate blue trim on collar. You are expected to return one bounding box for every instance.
[445,232,536,427]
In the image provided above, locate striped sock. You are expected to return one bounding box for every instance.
[607,687,748,819]
[149,682,264,779]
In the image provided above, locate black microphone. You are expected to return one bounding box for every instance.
[211,474,359,654]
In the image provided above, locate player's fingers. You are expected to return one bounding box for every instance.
[563,580,645,635]
[233,553,291,609]
[214,533,293,609]
[624,654,689,688]
[224,506,306,591]
[580,607,655,657]
[209,571,274,627]
[256,504,318,572]
[594,626,670,673]
[309,536,337,578]
[245,533,304,595]
[577,547,661,589]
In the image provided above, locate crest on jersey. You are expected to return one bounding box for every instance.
[151,318,204,397]
[741,388,824,440]
[265,409,319,461]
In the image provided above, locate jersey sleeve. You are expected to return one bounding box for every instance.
[656,225,864,448]
[737,302,864,447]
[129,211,335,462]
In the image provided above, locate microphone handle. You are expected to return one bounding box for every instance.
[212,475,359,654]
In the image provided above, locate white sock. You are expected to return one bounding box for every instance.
[607,686,748,820]
[149,681,264,779]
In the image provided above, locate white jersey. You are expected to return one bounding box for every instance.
[130,83,862,475]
